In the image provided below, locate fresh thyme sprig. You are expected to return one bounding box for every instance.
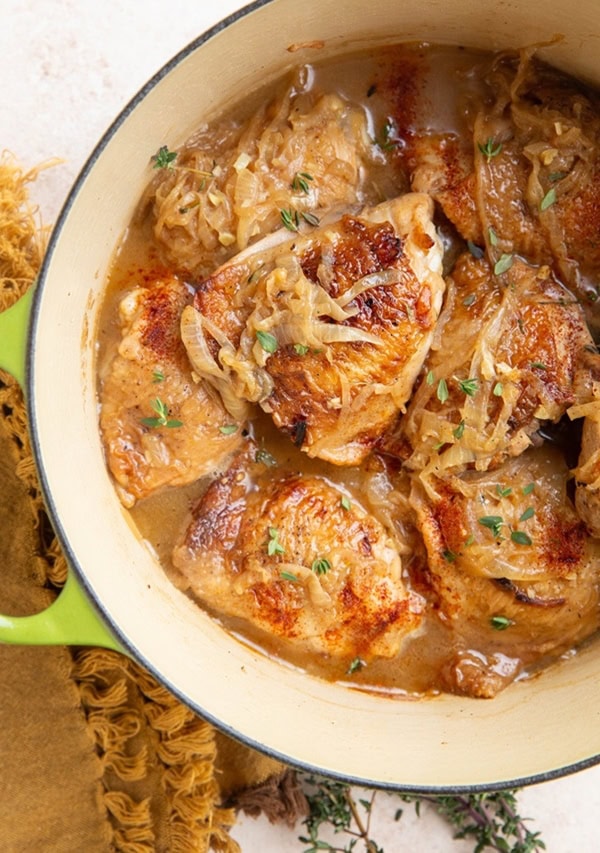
[400,790,546,853]
[297,775,545,853]
[299,775,382,853]
[140,397,182,429]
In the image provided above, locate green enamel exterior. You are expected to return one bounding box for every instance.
[0,570,125,651]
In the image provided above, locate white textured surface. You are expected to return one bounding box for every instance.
[2,1,600,849]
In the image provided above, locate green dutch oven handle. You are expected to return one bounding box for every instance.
[0,289,123,652]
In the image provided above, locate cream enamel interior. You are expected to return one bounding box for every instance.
[31,0,600,788]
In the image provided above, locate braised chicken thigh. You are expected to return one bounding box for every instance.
[410,447,600,697]
[387,253,593,486]
[173,442,424,665]
[181,194,445,465]
[410,50,600,312]
[99,274,243,507]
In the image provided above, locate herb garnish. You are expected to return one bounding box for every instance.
[311,558,331,575]
[218,424,238,435]
[140,398,182,429]
[301,211,320,227]
[256,330,278,353]
[374,119,398,151]
[280,570,299,582]
[453,420,465,440]
[540,187,557,211]
[151,145,178,169]
[426,369,435,385]
[488,226,499,246]
[399,789,545,853]
[152,369,165,383]
[493,382,504,396]
[511,530,533,546]
[522,482,535,495]
[340,495,351,511]
[519,507,535,522]
[494,253,514,275]
[437,378,449,403]
[457,376,478,396]
[479,515,504,538]
[300,775,546,853]
[491,615,513,630]
[443,549,458,563]
[467,241,484,259]
[267,527,285,556]
[294,343,310,356]
[280,207,300,231]
[478,137,502,160]
[530,361,547,370]
[463,292,477,306]
[291,171,314,194]
[280,207,319,230]
[347,657,366,675]
[496,484,512,498]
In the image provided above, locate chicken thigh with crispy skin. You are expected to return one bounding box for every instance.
[172,443,424,666]
[383,253,593,484]
[99,273,243,507]
[181,194,445,465]
[409,51,600,310]
[410,446,600,698]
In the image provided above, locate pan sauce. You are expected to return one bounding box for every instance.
[98,43,600,698]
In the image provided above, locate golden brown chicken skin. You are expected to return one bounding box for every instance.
[181,194,445,465]
[386,253,593,483]
[99,273,243,507]
[409,51,600,310]
[410,447,600,698]
[172,443,424,668]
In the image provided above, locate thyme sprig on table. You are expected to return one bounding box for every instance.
[299,775,382,853]
[400,790,546,853]
[297,775,545,853]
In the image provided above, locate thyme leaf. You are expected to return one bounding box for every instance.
[347,657,366,675]
[491,615,513,630]
[151,144,177,169]
[374,118,398,151]
[311,557,331,575]
[479,515,504,538]
[280,207,300,231]
[280,570,298,582]
[457,376,478,396]
[511,530,533,546]
[140,397,182,429]
[267,527,285,556]
[291,171,314,194]
[478,137,503,160]
[437,378,449,403]
[540,187,557,211]
[256,330,278,353]
[494,253,514,276]
[453,420,465,440]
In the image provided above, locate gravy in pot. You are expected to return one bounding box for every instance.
[97,43,600,699]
